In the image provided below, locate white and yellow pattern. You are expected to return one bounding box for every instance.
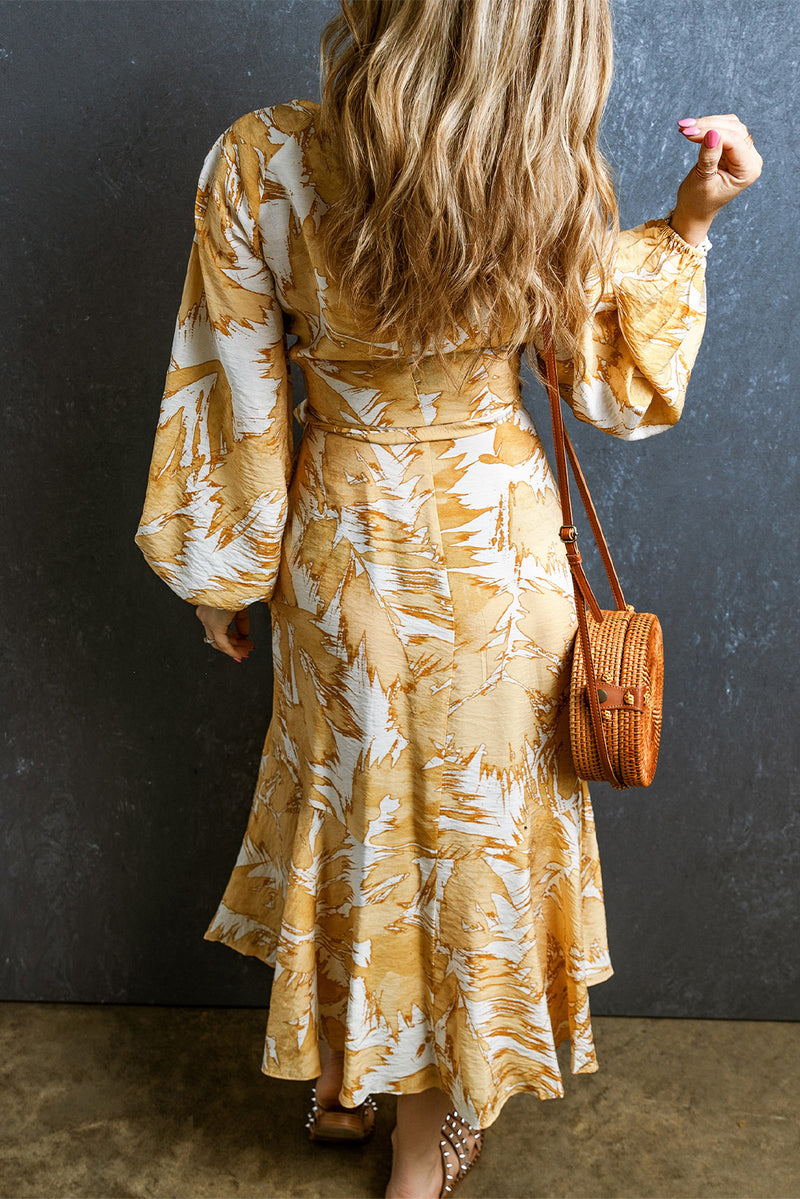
[134,100,710,1129]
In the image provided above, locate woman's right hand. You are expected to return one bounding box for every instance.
[195,604,253,662]
[669,114,763,246]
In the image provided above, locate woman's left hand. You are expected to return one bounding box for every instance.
[672,113,763,239]
[195,604,253,662]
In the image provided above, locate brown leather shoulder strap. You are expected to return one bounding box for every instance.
[538,320,626,789]
[537,323,626,612]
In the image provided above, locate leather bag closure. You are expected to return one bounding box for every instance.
[585,681,647,712]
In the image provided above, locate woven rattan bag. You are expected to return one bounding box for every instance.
[537,321,664,790]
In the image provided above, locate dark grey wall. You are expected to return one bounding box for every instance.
[1,0,797,1016]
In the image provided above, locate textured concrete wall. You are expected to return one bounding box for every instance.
[1,0,797,1014]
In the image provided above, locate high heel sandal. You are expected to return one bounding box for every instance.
[438,1109,484,1197]
[305,1083,377,1143]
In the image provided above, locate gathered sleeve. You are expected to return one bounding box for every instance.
[134,125,295,609]
[536,218,711,440]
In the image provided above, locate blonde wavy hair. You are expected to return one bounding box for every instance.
[316,0,620,386]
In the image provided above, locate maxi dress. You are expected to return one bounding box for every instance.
[133,99,711,1130]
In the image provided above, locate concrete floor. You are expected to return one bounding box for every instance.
[0,1005,797,1199]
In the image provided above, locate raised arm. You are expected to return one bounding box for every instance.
[535,112,762,441]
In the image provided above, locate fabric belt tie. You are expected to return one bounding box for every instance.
[302,401,525,444]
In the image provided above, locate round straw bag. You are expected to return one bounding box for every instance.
[569,606,664,788]
[538,321,665,791]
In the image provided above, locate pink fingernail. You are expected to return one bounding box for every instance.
[677,118,697,127]
[704,129,720,147]
[681,126,701,136]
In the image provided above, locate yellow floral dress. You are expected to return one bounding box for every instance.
[134,99,710,1129]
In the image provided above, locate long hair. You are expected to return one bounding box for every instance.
[316,0,619,386]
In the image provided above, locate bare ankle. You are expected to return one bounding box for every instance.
[315,1041,345,1106]
[385,1089,454,1199]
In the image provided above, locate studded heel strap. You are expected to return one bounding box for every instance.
[438,1109,485,1197]
[305,1083,378,1143]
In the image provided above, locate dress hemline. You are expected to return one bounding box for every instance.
[203,920,615,1128]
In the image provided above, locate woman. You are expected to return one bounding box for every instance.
[133,1,762,1196]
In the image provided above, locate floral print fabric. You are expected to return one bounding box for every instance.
[134,100,710,1128]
